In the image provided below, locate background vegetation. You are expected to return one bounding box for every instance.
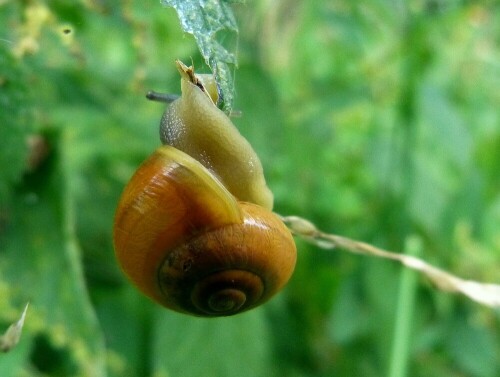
[1,1,499,376]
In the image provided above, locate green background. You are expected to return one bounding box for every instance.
[1,1,499,376]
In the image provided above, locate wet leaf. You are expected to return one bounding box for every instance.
[161,0,239,112]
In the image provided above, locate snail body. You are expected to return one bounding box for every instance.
[113,61,296,317]
[159,61,274,210]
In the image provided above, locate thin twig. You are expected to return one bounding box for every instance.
[280,215,500,308]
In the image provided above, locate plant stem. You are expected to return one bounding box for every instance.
[388,236,422,377]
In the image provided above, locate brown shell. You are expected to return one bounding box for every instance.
[113,146,297,316]
[158,202,297,316]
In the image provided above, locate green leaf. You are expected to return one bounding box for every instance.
[0,45,32,205]
[0,130,106,376]
[152,309,271,377]
[161,0,239,112]
[446,319,499,377]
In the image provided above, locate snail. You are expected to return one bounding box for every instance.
[113,61,297,317]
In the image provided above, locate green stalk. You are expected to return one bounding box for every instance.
[388,236,422,377]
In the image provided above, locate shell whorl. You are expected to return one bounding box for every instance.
[157,202,296,317]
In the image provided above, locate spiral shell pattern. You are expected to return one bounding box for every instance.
[157,203,296,317]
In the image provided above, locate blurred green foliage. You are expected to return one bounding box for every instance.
[1,1,499,376]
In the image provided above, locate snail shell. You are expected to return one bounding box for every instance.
[114,146,296,316]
